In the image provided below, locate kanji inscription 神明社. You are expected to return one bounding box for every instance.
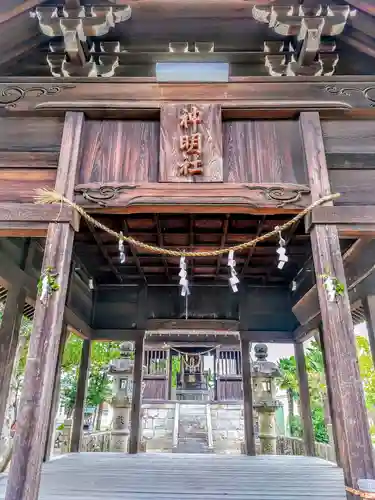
[178,105,204,176]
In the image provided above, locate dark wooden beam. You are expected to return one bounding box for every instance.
[155,214,169,279]
[70,339,91,453]
[4,112,84,500]
[293,238,375,327]
[146,318,239,331]
[123,219,147,285]
[5,77,375,116]
[241,216,265,277]
[0,239,34,436]
[75,182,311,214]
[44,324,69,462]
[306,205,375,236]
[301,111,375,494]
[0,0,44,24]
[94,329,292,343]
[319,324,341,467]
[294,341,315,457]
[0,204,79,234]
[129,333,145,454]
[240,335,255,456]
[189,214,195,280]
[0,240,92,339]
[87,221,123,283]
[215,215,229,277]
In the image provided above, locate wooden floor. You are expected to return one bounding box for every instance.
[0,453,346,499]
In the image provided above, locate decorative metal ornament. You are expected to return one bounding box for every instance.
[227,250,239,292]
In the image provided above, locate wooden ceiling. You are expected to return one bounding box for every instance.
[74,212,312,286]
[1,0,375,76]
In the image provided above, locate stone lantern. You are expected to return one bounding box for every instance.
[108,341,134,452]
[251,343,282,455]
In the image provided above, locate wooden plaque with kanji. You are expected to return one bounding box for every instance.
[159,103,223,182]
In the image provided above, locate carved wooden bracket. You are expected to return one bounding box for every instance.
[74,182,311,213]
[255,4,356,76]
[47,55,120,77]
[32,5,131,77]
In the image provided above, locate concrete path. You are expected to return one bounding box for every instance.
[0,453,346,499]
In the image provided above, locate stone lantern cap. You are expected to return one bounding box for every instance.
[251,343,281,378]
[108,341,134,373]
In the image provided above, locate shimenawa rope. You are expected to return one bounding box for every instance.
[34,188,340,258]
[346,486,375,498]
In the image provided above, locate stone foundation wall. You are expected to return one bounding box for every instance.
[142,402,249,454]
[142,403,175,452]
[210,403,244,454]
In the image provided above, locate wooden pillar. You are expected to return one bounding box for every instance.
[4,112,84,500]
[168,349,173,400]
[301,111,375,494]
[240,336,256,456]
[44,324,69,461]
[0,288,25,436]
[0,239,34,436]
[129,333,144,454]
[362,296,375,368]
[70,339,91,453]
[294,341,315,456]
[319,324,341,467]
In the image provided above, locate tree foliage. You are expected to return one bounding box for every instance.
[60,335,122,418]
[278,335,375,443]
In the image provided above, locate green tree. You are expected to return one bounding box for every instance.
[60,335,121,428]
[356,335,375,410]
[278,356,298,435]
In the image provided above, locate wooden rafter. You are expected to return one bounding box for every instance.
[0,0,45,24]
[155,215,169,279]
[241,216,266,277]
[87,221,123,283]
[123,219,147,284]
[215,215,229,277]
[189,214,195,280]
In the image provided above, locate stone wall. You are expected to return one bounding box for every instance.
[210,403,244,454]
[142,403,175,452]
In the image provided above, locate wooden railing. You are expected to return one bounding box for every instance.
[81,431,111,452]
[276,436,336,462]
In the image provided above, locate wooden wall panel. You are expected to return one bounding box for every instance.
[322,120,375,154]
[0,169,56,202]
[79,120,159,184]
[223,120,306,184]
[322,121,375,205]
[0,152,59,169]
[329,170,375,205]
[159,103,223,183]
[0,117,64,152]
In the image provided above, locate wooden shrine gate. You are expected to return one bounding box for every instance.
[216,347,243,401]
[143,346,169,400]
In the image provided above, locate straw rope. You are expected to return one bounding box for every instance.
[346,486,375,498]
[34,188,340,258]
